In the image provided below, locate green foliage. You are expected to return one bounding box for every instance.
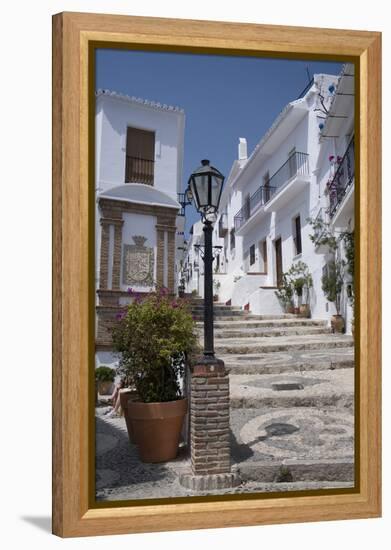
[288,261,313,303]
[321,259,346,314]
[342,230,354,277]
[275,273,294,309]
[275,261,313,308]
[307,216,338,251]
[213,279,221,292]
[342,230,355,306]
[112,292,199,403]
[95,366,115,383]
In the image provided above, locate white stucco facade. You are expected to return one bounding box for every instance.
[95,92,186,366]
[95,90,185,199]
[182,68,355,331]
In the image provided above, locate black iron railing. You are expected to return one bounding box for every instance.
[296,78,314,99]
[177,192,191,216]
[327,139,355,218]
[234,152,309,230]
[125,156,154,185]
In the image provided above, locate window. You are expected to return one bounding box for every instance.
[293,215,302,255]
[249,244,255,266]
[260,239,268,273]
[125,126,155,185]
[230,228,235,251]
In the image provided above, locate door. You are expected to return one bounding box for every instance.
[275,237,283,287]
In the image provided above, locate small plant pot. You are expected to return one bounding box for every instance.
[331,314,345,333]
[213,295,219,302]
[294,307,300,315]
[98,380,113,396]
[128,398,188,463]
[286,305,295,314]
[299,304,310,318]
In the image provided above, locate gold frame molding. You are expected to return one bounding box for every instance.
[52,11,381,537]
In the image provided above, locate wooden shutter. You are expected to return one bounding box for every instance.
[295,215,302,255]
[125,127,155,184]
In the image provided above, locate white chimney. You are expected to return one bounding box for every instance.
[238,137,248,160]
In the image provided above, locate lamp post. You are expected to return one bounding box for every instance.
[187,159,224,364]
[180,159,238,491]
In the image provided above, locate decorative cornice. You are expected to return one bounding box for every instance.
[96,89,185,114]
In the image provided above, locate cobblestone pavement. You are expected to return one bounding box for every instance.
[96,305,355,502]
[95,401,354,502]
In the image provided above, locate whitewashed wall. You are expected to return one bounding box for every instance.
[96,94,185,200]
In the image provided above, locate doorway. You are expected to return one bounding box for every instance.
[275,237,283,287]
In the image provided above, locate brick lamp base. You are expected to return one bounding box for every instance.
[182,356,240,490]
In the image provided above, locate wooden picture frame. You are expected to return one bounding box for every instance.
[52,11,381,537]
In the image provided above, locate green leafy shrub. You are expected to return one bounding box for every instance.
[321,259,345,314]
[95,366,115,383]
[112,291,199,403]
[288,261,313,303]
[275,273,294,310]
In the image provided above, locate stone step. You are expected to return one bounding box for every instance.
[209,326,331,339]
[190,300,243,311]
[204,319,329,329]
[192,314,297,321]
[222,348,354,375]
[214,334,353,355]
[229,369,354,409]
[192,309,246,317]
[230,405,354,481]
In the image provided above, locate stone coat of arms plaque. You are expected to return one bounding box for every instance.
[122,235,154,286]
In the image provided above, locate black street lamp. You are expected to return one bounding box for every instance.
[187,160,225,363]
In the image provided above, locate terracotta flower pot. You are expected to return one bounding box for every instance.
[120,389,138,443]
[299,304,310,318]
[98,380,113,396]
[286,305,295,314]
[331,314,345,333]
[128,398,188,463]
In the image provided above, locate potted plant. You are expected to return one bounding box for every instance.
[275,273,294,313]
[321,258,346,332]
[112,290,198,463]
[95,366,115,396]
[213,279,221,302]
[288,261,313,317]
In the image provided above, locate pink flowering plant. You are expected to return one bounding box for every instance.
[112,288,199,403]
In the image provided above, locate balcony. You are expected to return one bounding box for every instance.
[218,213,228,237]
[327,138,355,220]
[234,152,309,233]
[125,156,154,185]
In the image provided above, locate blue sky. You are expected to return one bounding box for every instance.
[96,49,343,233]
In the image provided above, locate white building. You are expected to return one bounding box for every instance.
[183,68,355,331]
[314,64,355,331]
[95,90,186,364]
